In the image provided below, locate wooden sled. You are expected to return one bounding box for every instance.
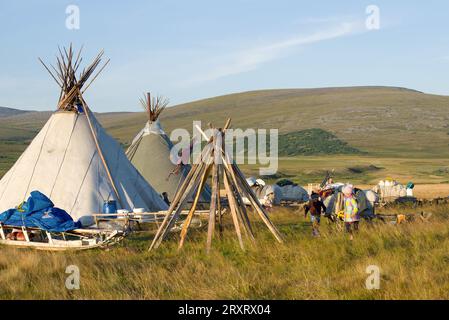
[92,210,210,225]
[375,211,432,224]
[0,223,125,251]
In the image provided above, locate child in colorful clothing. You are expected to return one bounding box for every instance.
[342,184,359,240]
[304,192,327,237]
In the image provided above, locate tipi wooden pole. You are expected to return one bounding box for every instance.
[221,155,255,240]
[150,144,213,250]
[219,139,279,242]
[232,163,283,243]
[223,118,232,130]
[151,161,204,248]
[217,164,223,238]
[79,94,123,208]
[150,158,209,250]
[219,148,254,237]
[168,143,213,208]
[223,169,245,250]
[206,162,218,253]
[163,161,210,241]
[197,122,255,239]
[179,163,212,249]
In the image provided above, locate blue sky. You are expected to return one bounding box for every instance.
[1,0,449,111]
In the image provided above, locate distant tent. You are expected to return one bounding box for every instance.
[0,46,168,226]
[126,93,211,203]
[251,184,282,206]
[275,180,309,202]
[243,177,282,206]
[373,180,408,202]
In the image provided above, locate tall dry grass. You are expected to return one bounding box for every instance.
[1,203,449,299]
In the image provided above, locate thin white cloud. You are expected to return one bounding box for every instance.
[293,16,355,25]
[183,21,364,86]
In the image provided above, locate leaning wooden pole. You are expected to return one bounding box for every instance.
[206,162,218,253]
[179,163,212,249]
[150,160,207,250]
[232,163,283,243]
[79,93,124,208]
[222,162,255,242]
[150,143,216,250]
[223,169,245,250]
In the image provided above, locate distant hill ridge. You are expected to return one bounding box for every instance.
[1,86,449,157]
[0,106,32,118]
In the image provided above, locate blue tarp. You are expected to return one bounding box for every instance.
[0,191,81,232]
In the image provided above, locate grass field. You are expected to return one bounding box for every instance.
[241,155,449,188]
[1,86,449,300]
[1,203,448,299]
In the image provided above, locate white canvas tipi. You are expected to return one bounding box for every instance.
[0,46,168,226]
[126,93,211,203]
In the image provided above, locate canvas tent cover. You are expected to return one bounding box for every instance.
[0,111,168,226]
[275,181,309,202]
[127,120,211,202]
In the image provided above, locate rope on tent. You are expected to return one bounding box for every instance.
[79,93,124,209]
[22,115,55,202]
[69,147,97,216]
[49,113,79,198]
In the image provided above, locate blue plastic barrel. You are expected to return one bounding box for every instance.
[103,200,117,218]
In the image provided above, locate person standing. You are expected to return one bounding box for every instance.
[342,184,359,240]
[304,192,327,237]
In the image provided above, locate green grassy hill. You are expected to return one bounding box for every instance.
[159,86,449,158]
[105,86,449,158]
[2,86,449,157]
[277,128,362,156]
[0,106,31,118]
[1,86,449,183]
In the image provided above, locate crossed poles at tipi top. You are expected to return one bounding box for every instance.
[149,119,283,253]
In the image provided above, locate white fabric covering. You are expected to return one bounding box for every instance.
[243,184,282,206]
[0,111,168,226]
[373,180,407,200]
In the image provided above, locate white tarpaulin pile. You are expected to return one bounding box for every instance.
[373,180,408,201]
[244,178,282,206]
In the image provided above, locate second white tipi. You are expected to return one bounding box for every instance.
[126,93,211,203]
